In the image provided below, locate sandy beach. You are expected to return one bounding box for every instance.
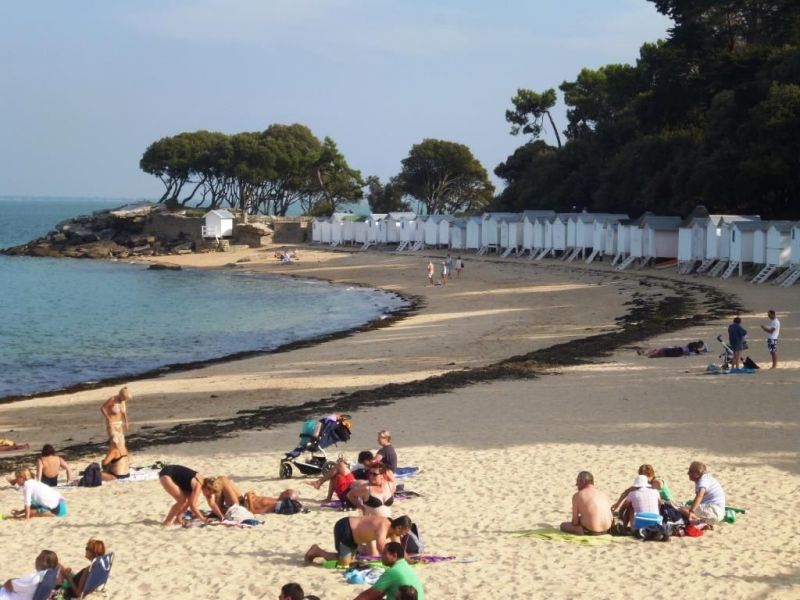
[1,246,798,599]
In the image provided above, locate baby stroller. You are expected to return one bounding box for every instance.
[279,414,352,479]
[716,335,734,370]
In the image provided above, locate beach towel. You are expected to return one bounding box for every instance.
[705,367,758,375]
[395,466,420,479]
[322,555,455,569]
[516,528,624,545]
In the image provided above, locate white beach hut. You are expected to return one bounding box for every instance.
[587,214,628,263]
[726,221,765,278]
[449,219,467,250]
[397,216,417,250]
[480,213,517,254]
[202,209,235,239]
[534,216,558,260]
[677,206,711,273]
[366,214,387,246]
[353,219,368,245]
[341,218,356,245]
[550,214,570,257]
[310,217,325,243]
[384,212,415,245]
[423,215,447,248]
[499,215,524,257]
[438,216,455,248]
[520,211,556,257]
[330,218,344,246]
[703,215,760,275]
[409,217,427,250]
[774,223,800,286]
[641,214,681,263]
[465,216,483,251]
[752,221,793,283]
[320,217,332,244]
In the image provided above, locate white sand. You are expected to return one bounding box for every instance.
[1,247,798,599]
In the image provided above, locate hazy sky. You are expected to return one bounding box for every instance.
[0,1,671,199]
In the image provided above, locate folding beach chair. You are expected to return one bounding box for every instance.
[79,552,114,598]
[32,568,58,600]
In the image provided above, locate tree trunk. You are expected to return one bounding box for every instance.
[545,110,562,148]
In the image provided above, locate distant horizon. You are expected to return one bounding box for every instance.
[1,1,671,199]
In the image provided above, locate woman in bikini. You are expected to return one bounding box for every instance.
[36,444,73,486]
[100,436,130,482]
[201,476,245,520]
[158,464,209,526]
[100,386,131,445]
[346,464,395,517]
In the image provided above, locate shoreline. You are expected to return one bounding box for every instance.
[0,263,421,406]
[0,250,743,470]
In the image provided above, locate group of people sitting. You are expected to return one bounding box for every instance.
[275,249,299,263]
[560,461,727,536]
[1,538,107,600]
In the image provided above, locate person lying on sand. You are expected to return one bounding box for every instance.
[305,515,411,568]
[635,340,706,358]
[244,488,300,514]
[560,471,613,535]
[9,468,68,520]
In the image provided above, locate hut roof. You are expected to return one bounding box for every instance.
[208,209,235,219]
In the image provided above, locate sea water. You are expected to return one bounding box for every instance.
[0,197,408,400]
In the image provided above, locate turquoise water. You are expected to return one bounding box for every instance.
[0,197,407,400]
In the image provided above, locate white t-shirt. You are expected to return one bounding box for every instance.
[767,318,780,340]
[22,479,63,510]
[0,570,44,600]
[696,473,726,509]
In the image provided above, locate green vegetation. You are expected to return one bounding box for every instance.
[140,124,364,216]
[494,0,800,218]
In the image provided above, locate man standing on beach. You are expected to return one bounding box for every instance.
[760,310,780,369]
[679,461,726,525]
[727,316,747,369]
[425,261,434,286]
[560,471,613,535]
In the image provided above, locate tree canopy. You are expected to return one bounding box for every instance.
[139,124,363,216]
[493,0,800,219]
[396,139,494,215]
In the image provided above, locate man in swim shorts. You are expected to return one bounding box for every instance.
[560,471,613,535]
[304,515,411,567]
[760,309,780,369]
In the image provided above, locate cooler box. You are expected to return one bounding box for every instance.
[634,512,662,529]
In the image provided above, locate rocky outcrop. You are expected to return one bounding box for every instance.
[1,202,204,259]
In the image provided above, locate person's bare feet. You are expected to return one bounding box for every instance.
[305,544,322,563]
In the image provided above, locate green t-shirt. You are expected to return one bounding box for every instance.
[656,479,672,501]
[373,559,424,600]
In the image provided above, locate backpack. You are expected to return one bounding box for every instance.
[275,499,303,515]
[636,523,671,542]
[743,356,760,369]
[78,462,102,487]
[402,522,425,554]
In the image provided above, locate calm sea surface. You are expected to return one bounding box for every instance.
[0,197,407,400]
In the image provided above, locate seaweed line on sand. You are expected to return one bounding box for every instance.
[0,270,743,471]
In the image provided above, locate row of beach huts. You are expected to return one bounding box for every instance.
[310,207,800,287]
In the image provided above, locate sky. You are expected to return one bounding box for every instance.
[0,1,672,200]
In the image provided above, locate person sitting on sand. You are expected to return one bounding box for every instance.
[202,476,245,519]
[10,468,68,519]
[347,464,396,518]
[352,541,424,600]
[614,475,661,529]
[305,515,412,568]
[679,461,726,525]
[308,451,382,502]
[636,340,706,358]
[158,464,209,526]
[0,550,59,600]
[611,464,672,523]
[374,430,397,473]
[560,471,613,535]
[36,444,73,487]
[100,386,131,445]
[59,538,106,598]
[244,488,301,515]
[100,436,130,482]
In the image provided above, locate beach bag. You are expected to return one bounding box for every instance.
[275,499,303,515]
[402,522,425,554]
[637,524,671,542]
[78,463,102,487]
[660,503,684,524]
[743,356,760,369]
[224,505,254,523]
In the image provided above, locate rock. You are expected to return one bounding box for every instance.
[170,242,193,252]
[108,202,162,218]
[131,245,151,253]
[148,263,182,271]
[175,249,192,255]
